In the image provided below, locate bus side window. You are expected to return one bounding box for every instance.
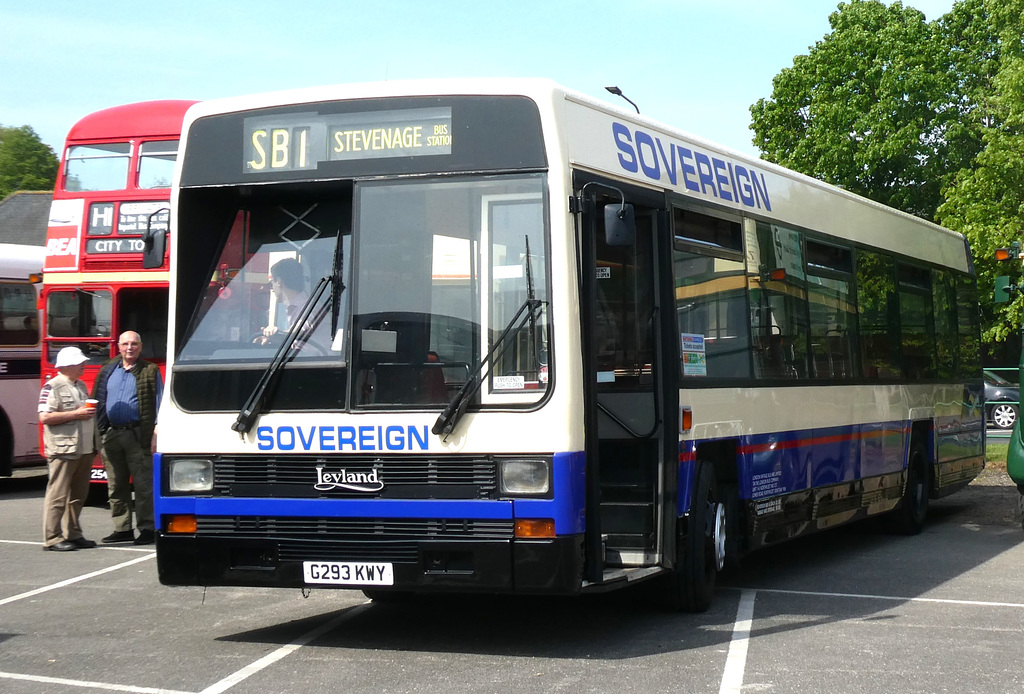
[748,221,808,380]
[856,251,899,379]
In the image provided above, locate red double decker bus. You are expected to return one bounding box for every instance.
[42,100,196,498]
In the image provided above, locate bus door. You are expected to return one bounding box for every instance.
[577,181,676,581]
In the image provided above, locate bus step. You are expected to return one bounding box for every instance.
[581,566,664,591]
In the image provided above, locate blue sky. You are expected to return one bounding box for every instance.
[2,0,954,158]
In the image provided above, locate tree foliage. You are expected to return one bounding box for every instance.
[749,0,1024,344]
[750,0,996,221]
[937,0,1024,341]
[0,125,59,199]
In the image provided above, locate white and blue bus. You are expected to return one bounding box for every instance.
[0,243,45,476]
[153,79,983,610]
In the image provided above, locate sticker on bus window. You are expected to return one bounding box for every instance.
[681,333,707,376]
[493,375,525,390]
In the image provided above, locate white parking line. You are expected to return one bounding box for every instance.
[719,589,756,694]
[0,539,153,553]
[714,584,1024,693]
[0,600,367,693]
[0,670,191,694]
[0,553,155,607]
[750,587,1024,608]
[197,603,371,694]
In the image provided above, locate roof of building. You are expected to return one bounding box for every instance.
[0,191,50,246]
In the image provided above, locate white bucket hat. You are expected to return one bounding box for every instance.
[54,346,89,368]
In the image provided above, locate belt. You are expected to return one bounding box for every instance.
[109,423,139,431]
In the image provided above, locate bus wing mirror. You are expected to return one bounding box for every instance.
[142,207,170,269]
[604,203,636,246]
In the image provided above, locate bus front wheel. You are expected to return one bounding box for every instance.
[668,463,725,612]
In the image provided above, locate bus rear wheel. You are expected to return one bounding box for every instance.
[668,463,725,612]
[888,441,930,535]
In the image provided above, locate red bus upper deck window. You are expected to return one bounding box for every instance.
[138,140,180,190]
[64,143,131,192]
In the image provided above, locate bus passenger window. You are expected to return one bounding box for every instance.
[856,251,899,379]
[747,222,808,380]
[137,140,179,189]
[46,289,112,338]
[0,282,39,346]
[806,240,856,380]
[897,264,936,380]
[64,143,131,192]
[673,209,751,379]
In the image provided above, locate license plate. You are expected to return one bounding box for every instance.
[302,561,394,586]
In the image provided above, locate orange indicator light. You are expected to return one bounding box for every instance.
[514,519,556,538]
[166,514,198,534]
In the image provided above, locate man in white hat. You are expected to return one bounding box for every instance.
[38,346,99,551]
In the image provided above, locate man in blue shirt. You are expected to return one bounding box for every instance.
[92,331,163,545]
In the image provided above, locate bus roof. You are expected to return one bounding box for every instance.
[66,100,198,143]
[180,79,968,268]
[0,243,44,279]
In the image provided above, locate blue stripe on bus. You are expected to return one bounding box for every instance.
[677,415,982,514]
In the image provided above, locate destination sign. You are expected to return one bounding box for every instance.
[243,107,452,174]
[86,237,147,254]
[119,202,169,236]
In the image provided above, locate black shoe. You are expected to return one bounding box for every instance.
[133,530,154,545]
[44,540,78,552]
[70,537,97,549]
[102,530,135,544]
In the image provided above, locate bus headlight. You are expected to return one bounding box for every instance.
[168,459,214,493]
[499,459,550,496]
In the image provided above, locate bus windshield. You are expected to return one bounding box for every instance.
[174,174,549,410]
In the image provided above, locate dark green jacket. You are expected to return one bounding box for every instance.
[92,358,160,449]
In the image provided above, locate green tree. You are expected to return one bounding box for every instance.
[749,0,994,220]
[0,125,59,199]
[937,0,1024,342]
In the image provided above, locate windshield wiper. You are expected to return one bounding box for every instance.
[231,276,334,434]
[432,296,545,439]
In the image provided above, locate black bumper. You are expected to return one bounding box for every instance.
[156,533,584,595]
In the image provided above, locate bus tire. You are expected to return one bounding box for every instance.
[889,441,929,535]
[669,463,725,612]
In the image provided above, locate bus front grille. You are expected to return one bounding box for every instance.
[196,516,515,563]
[210,455,499,499]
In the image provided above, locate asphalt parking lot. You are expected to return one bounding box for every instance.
[2,469,1023,694]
